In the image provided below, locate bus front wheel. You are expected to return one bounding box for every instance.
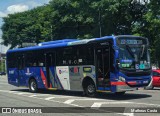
[84,81,96,97]
[29,79,38,93]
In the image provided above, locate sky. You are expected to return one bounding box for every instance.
[0,0,50,53]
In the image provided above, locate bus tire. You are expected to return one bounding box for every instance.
[29,79,38,93]
[84,81,96,97]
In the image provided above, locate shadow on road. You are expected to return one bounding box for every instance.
[96,92,152,100]
[10,88,152,100]
[152,88,160,90]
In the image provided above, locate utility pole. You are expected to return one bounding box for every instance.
[98,8,102,37]
[51,25,53,40]
[5,58,6,72]
[0,42,2,72]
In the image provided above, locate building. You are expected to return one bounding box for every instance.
[0,52,6,60]
[0,52,6,72]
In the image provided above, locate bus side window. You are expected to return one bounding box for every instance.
[37,51,45,67]
[25,52,38,67]
[17,54,25,69]
[56,48,65,66]
[57,47,73,66]
[63,47,73,65]
[7,53,17,68]
[78,46,94,65]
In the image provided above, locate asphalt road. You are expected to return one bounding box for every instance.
[0,75,160,116]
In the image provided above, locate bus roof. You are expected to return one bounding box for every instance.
[7,35,144,53]
[7,36,115,53]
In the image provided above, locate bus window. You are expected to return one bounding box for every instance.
[17,54,25,69]
[78,46,94,65]
[25,52,38,67]
[37,51,45,67]
[7,53,17,68]
[57,47,78,66]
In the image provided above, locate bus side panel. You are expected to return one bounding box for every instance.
[24,67,46,89]
[69,65,96,91]
[38,66,64,89]
[49,66,62,89]
[110,72,117,93]
[39,67,47,88]
[35,66,63,89]
[18,69,27,86]
[56,66,70,90]
[8,68,19,86]
[25,66,65,90]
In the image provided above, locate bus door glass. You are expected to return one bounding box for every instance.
[17,55,25,86]
[45,52,56,88]
[96,47,111,89]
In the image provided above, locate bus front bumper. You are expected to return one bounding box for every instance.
[111,80,149,92]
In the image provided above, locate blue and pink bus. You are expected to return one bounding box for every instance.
[7,35,151,96]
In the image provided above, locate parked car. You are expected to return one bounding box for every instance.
[0,72,6,76]
[152,69,160,88]
[145,69,160,89]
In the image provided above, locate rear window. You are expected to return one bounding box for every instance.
[152,71,160,76]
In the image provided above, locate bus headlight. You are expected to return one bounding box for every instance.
[119,76,125,82]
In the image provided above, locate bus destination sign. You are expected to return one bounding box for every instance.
[120,39,143,45]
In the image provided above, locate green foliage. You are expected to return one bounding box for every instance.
[132,0,160,62]
[1,0,160,63]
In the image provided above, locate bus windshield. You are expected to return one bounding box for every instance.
[117,37,150,70]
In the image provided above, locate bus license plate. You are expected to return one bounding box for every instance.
[143,80,148,84]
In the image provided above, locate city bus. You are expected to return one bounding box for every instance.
[6,35,151,96]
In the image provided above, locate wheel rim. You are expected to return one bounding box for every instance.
[87,84,95,93]
[31,81,36,91]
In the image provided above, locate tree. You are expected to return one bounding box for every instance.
[1,5,52,48]
[132,0,160,63]
[1,0,156,55]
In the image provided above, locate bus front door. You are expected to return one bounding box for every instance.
[45,53,56,88]
[96,47,111,90]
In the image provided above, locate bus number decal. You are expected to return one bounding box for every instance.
[9,70,14,74]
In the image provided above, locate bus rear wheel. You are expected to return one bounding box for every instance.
[29,79,38,93]
[84,81,96,97]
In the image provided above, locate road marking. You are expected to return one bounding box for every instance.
[28,94,50,97]
[2,89,160,116]
[45,96,72,100]
[45,97,55,100]
[91,102,132,108]
[0,89,133,115]
[9,91,19,93]
[91,101,160,108]
[91,101,160,116]
[55,96,72,98]
[120,113,134,116]
[15,92,33,95]
[64,99,75,104]
[64,98,102,104]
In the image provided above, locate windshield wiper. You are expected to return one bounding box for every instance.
[141,45,145,58]
[126,45,135,58]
